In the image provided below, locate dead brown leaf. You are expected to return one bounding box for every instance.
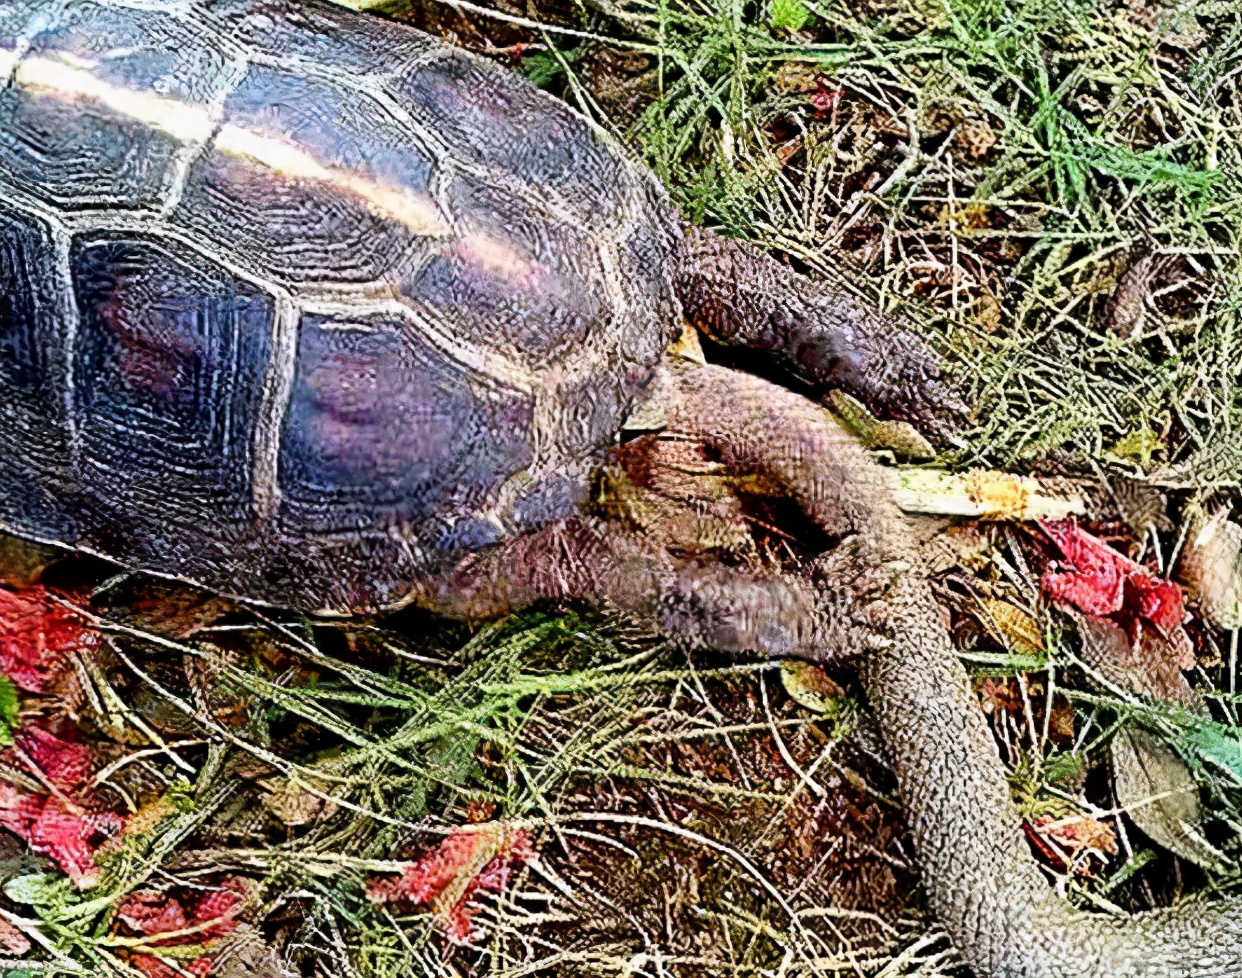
[1113,728,1228,874]
[978,599,1045,658]
[1073,612,1196,705]
[1180,508,1242,630]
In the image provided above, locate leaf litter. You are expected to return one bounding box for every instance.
[0,0,1240,973]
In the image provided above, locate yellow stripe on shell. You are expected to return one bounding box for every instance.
[11,53,452,239]
[0,44,22,81]
[14,53,215,143]
[213,125,451,238]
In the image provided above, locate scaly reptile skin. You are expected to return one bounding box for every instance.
[862,523,1242,977]
[668,364,1242,977]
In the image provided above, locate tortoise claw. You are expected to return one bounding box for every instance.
[808,322,972,451]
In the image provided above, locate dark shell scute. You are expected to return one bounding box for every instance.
[0,1,233,210]
[0,89,178,213]
[277,312,534,537]
[69,234,274,546]
[391,49,631,217]
[206,0,438,77]
[401,170,605,360]
[0,204,76,540]
[1,207,60,400]
[171,62,439,285]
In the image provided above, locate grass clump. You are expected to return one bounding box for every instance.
[512,0,1242,484]
[9,600,936,978]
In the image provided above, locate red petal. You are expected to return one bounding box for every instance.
[0,781,44,834]
[367,826,534,944]
[442,830,534,945]
[1042,567,1125,617]
[128,949,216,977]
[444,885,482,944]
[810,82,840,115]
[1040,520,1139,573]
[1042,521,1189,641]
[118,879,244,945]
[0,914,32,955]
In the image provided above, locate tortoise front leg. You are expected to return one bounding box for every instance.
[675,226,969,446]
[418,515,862,662]
[420,359,907,660]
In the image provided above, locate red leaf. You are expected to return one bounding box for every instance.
[442,839,534,942]
[810,81,840,116]
[0,914,31,956]
[191,881,245,939]
[1025,813,1117,875]
[0,782,44,841]
[368,824,533,944]
[1125,571,1186,639]
[0,593,126,888]
[128,953,216,978]
[1039,521,1127,616]
[129,955,178,978]
[116,880,245,978]
[117,880,244,942]
[118,890,192,939]
[0,586,97,693]
[0,714,124,886]
[29,801,117,887]
[15,724,94,791]
[1041,521,1196,698]
[369,830,487,906]
[0,760,123,888]
[1040,521,1187,638]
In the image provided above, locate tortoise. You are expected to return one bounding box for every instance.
[1,3,1240,976]
[0,0,962,623]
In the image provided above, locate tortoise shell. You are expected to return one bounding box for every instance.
[0,0,681,612]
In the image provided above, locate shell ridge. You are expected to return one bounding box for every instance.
[48,222,79,452]
[47,211,287,295]
[250,291,299,521]
[312,293,537,396]
[160,49,251,215]
[99,1,197,14]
